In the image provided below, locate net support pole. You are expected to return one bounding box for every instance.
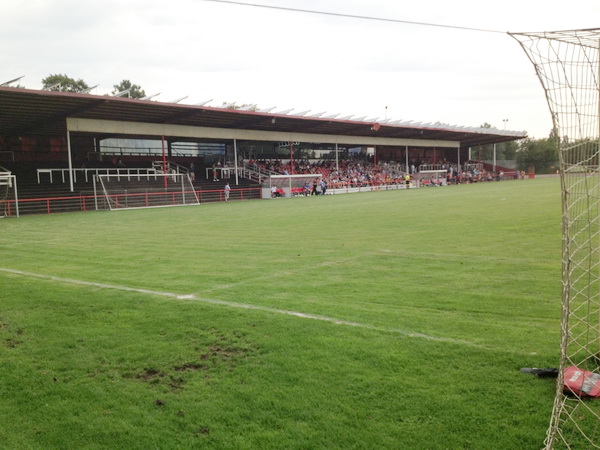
[493,143,497,173]
[335,143,339,174]
[405,146,409,172]
[66,130,74,192]
[234,139,239,185]
[93,175,98,211]
[181,175,186,204]
[290,143,294,175]
[11,175,19,217]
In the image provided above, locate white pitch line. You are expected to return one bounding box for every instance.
[0,267,492,350]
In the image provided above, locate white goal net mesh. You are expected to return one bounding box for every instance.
[95,173,199,211]
[510,29,600,449]
[265,174,323,197]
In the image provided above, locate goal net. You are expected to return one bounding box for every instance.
[264,174,323,198]
[510,29,600,449]
[94,172,199,211]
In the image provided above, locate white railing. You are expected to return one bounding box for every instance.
[241,163,280,183]
[37,167,158,184]
[152,161,191,175]
[0,167,13,193]
[419,164,445,171]
[205,165,243,181]
[241,167,263,183]
[0,171,13,187]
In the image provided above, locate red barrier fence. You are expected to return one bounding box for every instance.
[3,187,262,217]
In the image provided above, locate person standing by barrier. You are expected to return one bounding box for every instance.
[224,183,231,202]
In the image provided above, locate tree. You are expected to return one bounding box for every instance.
[501,140,518,160]
[112,80,146,99]
[516,136,559,173]
[471,122,521,162]
[42,74,89,92]
[471,123,496,161]
[220,101,258,111]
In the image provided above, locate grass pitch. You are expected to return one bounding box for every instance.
[0,178,562,448]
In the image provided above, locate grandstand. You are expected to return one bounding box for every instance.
[0,86,525,216]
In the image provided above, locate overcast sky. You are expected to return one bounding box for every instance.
[2,0,599,139]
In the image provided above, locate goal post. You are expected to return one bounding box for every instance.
[263,174,323,198]
[510,28,600,449]
[0,172,18,217]
[419,169,447,186]
[93,172,199,211]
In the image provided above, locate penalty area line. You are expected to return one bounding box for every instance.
[1,267,489,350]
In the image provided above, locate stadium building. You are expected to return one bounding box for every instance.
[0,86,526,216]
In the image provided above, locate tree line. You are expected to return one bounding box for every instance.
[472,135,559,174]
[467,123,560,174]
[41,74,145,99]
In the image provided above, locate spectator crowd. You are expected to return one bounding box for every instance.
[248,157,524,189]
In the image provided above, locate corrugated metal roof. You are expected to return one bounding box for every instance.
[0,87,526,147]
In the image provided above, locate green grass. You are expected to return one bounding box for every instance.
[1,178,564,448]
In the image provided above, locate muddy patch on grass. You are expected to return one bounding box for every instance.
[205,344,248,359]
[137,368,167,383]
[1,319,24,349]
[5,338,23,348]
[174,362,207,372]
[195,426,210,437]
[128,331,258,393]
